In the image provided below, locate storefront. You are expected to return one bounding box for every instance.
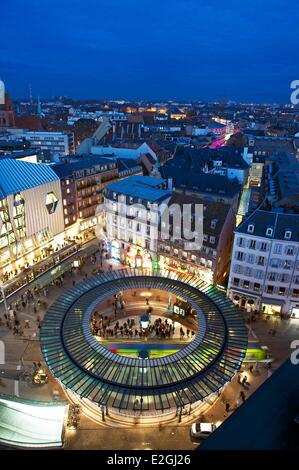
[125,246,153,269]
[111,240,121,260]
[231,293,258,312]
[291,305,299,319]
[261,298,284,315]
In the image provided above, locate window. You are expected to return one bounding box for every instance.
[113,192,117,200]
[286,246,295,256]
[66,188,70,194]
[248,239,256,249]
[243,280,250,289]
[209,236,215,244]
[136,223,141,232]
[280,273,289,283]
[236,251,244,261]
[46,193,58,214]
[268,272,276,281]
[266,227,273,237]
[245,267,253,276]
[292,289,299,297]
[283,260,292,270]
[278,286,286,296]
[145,239,150,250]
[247,224,255,233]
[260,242,267,251]
[284,230,292,240]
[63,199,67,206]
[271,258,280,268]
[211,219,218,229]
[254,282,261,291]
[65,217,69,225]
[274,243,282,254]
[247,254,254,264]
[267,285,274,294]
[238,237,244,247]
[258,256,265,266]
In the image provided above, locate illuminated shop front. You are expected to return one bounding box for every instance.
[261,299,283,315]
[111,240,120,260]
[125,246,153,269]
[291,306,299,319]
[158,255,214,284]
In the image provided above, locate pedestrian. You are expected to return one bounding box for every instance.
[241,375,248,386]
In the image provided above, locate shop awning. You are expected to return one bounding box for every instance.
[261,298,285,306]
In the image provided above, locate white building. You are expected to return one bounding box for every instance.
[11,131,75,157]
[104,175,171,268]
[227,209,299,318]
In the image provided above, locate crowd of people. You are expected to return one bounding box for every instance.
[90,309,195,341]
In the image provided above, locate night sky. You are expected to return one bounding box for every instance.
[1,0,299,103]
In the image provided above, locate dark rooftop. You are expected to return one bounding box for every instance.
[199,359,299,450]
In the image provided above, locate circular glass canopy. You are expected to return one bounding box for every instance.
[40,269,248,413]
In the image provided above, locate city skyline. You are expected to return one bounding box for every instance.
[1,0,299,103]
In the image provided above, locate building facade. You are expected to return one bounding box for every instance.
[104,175,171,268]
[227,209,299,317]
[52,157,118,235]
[0,158,64,274]
[158,192,235,285]
[14,131,75,157]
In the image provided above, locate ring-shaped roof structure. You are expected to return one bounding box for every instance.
[40,269,248,413]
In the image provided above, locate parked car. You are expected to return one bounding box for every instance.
[191,422,216,439]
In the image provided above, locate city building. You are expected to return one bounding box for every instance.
[158,191,235,285]
[0,158,64,274]
[0,91,15,129]
[227,209,299,317]
[11,130,75,157]
[52,156,118,234]
[104,175,171,268]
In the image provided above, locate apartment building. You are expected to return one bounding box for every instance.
[227,209,299,317]
[104,175,171,268]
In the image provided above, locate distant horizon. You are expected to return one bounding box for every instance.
[2,1,299,107]
[10,90,295,107]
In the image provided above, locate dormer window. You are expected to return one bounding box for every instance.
[266,227,273,237]
[284,230,292,240]
[211,218,218,229]
[247,224,255,233]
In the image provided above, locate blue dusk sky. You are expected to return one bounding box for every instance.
[0,0,299,103]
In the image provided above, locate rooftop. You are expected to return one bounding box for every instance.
[105,175,171,202]
[0,158,59,198]
[199,360,299,450]
[236,209,299,242]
